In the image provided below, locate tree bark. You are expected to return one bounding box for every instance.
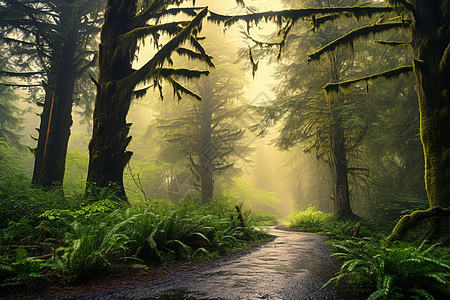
[199,91,214,203]
[388,0,450,241]
[412,0,450,211]
[32,8,77,189]
[328,54,358,219]
[329,113,357,219]
[86,0,136,200]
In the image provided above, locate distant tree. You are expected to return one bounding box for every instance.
[0,0,103,188]
[157,60,247,203]
[247,0,369,219]
[85,1,221,200]
[0,52,23,148]
[210,0,450,239]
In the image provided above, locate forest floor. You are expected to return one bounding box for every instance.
[4,227,362,300]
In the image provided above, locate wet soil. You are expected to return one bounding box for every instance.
[7,227,354,300]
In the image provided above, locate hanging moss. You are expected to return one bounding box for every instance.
[208,6,393,28]
[375,40,411,46]
[176,47,214,63]
[117,22,186,50]
[158,67,209,78]
[308,21,411,62]
[124,7,209,90]
[324,65,413,93]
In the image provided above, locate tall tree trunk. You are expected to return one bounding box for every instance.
[199,96,214,203]
[388,0,450,241]
[329,114,356,219]
[328,55,358,219]
[32,10,77,188]
[412,0,450,210]
[86,0,136,199]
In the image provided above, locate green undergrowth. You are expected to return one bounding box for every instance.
[0,151,272,288]
[288,207,384,238]
[324,239,450,299]
[288,207,450,299]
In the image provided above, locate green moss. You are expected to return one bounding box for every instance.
[324,65,413,93]
[308,21,411,62]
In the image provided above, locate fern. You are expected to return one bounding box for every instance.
[324,239,450,299]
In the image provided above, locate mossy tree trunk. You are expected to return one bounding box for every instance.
[86,1,210,200]
[86,0,136,199]
[32,7,77,188]
[387,0,450,241]
[412,0,450,211]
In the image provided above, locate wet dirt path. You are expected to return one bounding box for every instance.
[49,227,347,300]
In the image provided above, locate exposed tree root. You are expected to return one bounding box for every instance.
[387,206,450,242]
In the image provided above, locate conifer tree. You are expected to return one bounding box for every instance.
[157,58,247,203]
[0,0,103,188]
[85,1,221,200]
[210,0,450,238]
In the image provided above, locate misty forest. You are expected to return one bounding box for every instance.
[0,0,449,299]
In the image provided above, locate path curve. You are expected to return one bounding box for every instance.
[47,227,348,300]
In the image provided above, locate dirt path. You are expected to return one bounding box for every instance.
[15,228,351,299]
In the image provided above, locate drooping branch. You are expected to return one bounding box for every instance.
[122,7,209,91]
[176,47,214,62]
[158,68,209,78]
[0,70,45,77]
[208,6,393,27]
[167,77,202,101]
[0,82,42,87]
[117,22,187,47]
[308,21,411,61]
[375,40,411,46]
[324,65,413,93]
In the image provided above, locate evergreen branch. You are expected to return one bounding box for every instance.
[375,40,411,46]
[0,82,42,87]
[310,14,341,32]
[150,7,199,20]
[122,7,209,91]
[208,6,393,27]
[324,65,413,93]
[167,77,202,101]
[189,35,215,68]
[118,22,187,47]
[0,36,37,46]
[133,85,153,99]
[308,21,411,61]
[158,68,209,78]
[176,47,214,63]
[132,0,205,29]
[0,70,44,77]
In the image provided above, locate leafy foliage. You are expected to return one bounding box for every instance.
[45,198,269,281]
[324,239,450,299]
[0,248,50,288]
[53,222,128,281]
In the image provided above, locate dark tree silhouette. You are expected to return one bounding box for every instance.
[0,0,103,188]
[86,1,218,200]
